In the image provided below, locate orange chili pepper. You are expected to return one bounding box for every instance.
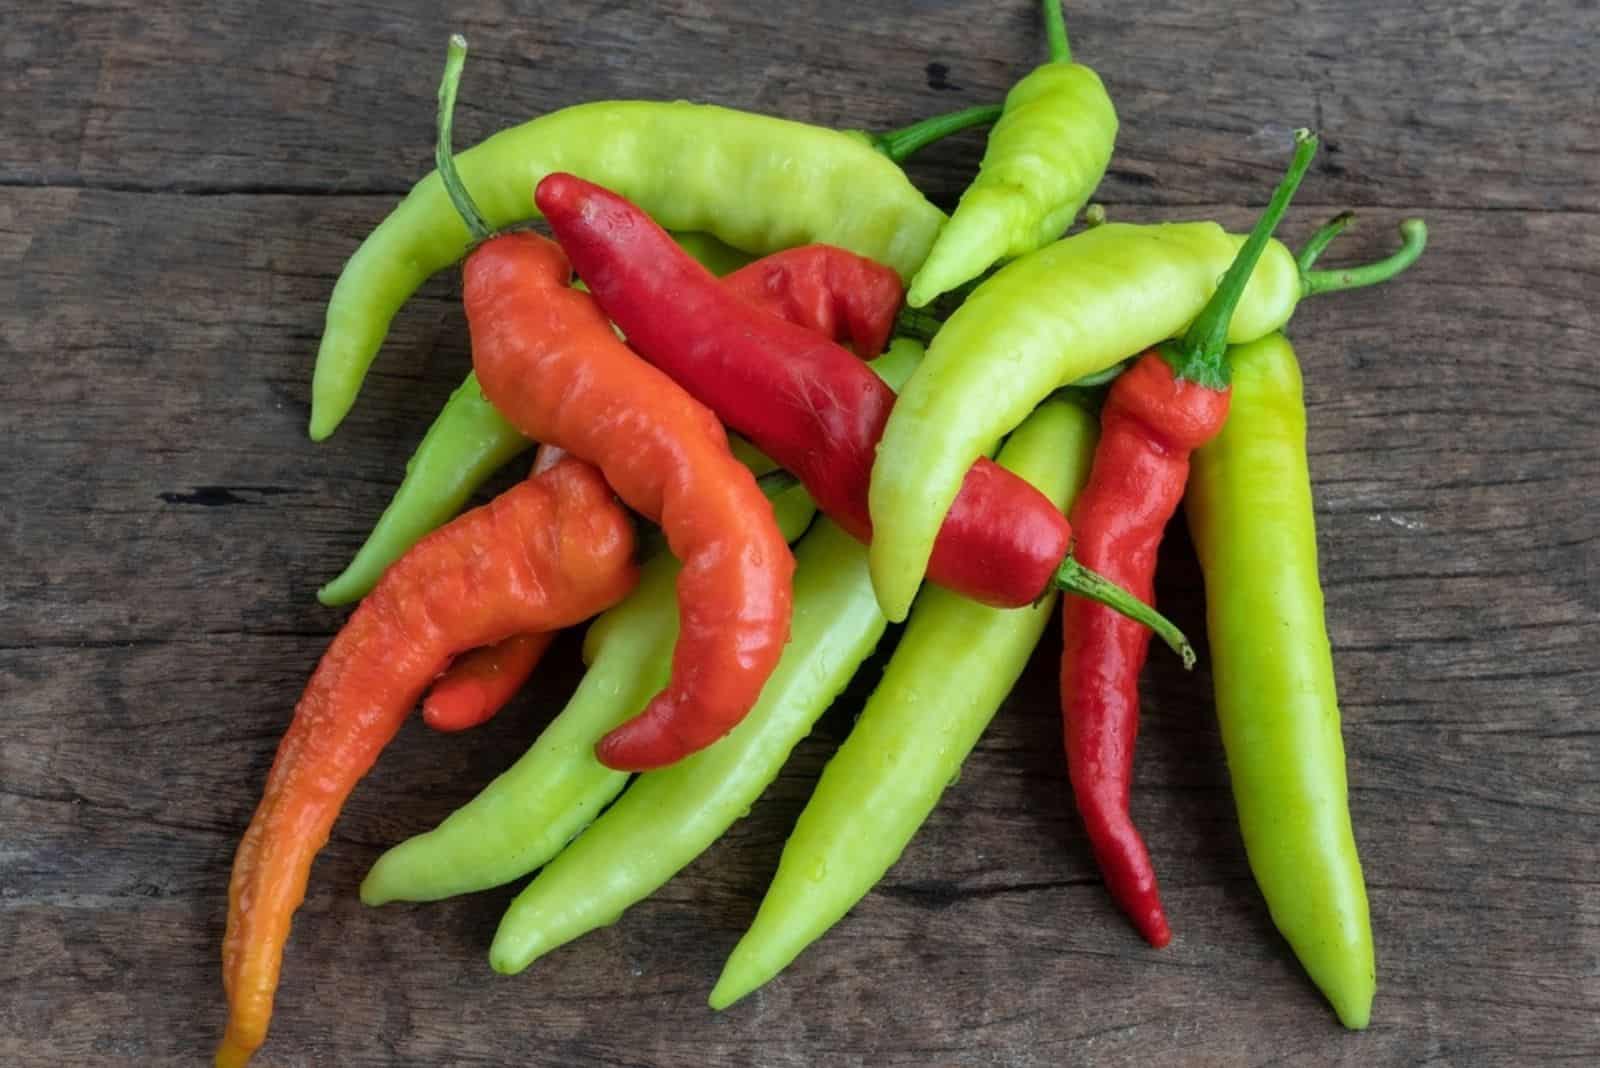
[215,457,637,1068]
[434,39,795,772]
[421,631,555,731]
[420,240,903,733]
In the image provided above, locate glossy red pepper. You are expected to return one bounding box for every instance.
[419,247,904,730]
[1060,131,1317,946]
[536,172,1190,655]
[436,39,794,771]
[720,243,904,357]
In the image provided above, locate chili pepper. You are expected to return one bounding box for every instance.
[536,171,1193,662]
[869,182,1428,624]
[1059,133,1322,949]
[318,241,904,607]
[483,341,923,973]
[215,457,638,1068]
[307,60,1003,441]
[720,243,905,358]
[361,476,819,905]
[395,239,904,731]
[907,0,1117,307]
[489,514,883,975]
[413,443,570,732]
[316,374,524,608]
[315,230,755,609]
[361,343,919,907]
[420,630,553,733]
[406,239,906,725]
[711,395,1097,1009]
[1185,332,1375,1029]
[428,39,795,771]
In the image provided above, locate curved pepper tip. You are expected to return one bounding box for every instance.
[1142,912,1173,949]
[594,692,736,771]
[306,404,340,443]
[314,574,359,607]
[593,718,683,772]
[532,171,585,220]
[1335,995,1372,1031]
[1320,962,1375,1030]
[487,933,535,976]
[706,982,742,1012]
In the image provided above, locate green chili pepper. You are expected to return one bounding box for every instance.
[709,396,1096,1009]
[906,0,1117,307]
[307,99,1006,441]
[359,343,923,905]
[358,480,817,905]
[488,514,886,975]
[1184,332,1374,1029]
[867,215,1428,622]
[317,232,756,607]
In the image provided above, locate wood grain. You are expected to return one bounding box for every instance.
[2,1,1597,1065]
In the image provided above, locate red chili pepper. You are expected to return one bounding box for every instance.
[721,244,904,357]
[216,456,637,1068]
[425,248,904,731]
[535,171,1190,653]
[1060,133,1317,946]
[432,41,794,771]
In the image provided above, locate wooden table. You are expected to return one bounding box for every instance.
[4,1,1596,1064]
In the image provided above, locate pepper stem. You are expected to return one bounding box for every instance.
[1296,211,1354,273]
[1301,218,1428,297]
[435,34,493,245]
[1168,129,1318,387]
[1054,558,1196,669]
[893,305,946,344]
[871,104,1005,163]
[1042,0,1072,63]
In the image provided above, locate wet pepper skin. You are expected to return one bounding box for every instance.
[421,630,555,732]
[1186,334,1374,1029]
[410,246,903,729]
[1059,131,1321,948]
[216,458,637,1068]
[316,241,898,611]
[308,104,949,441]
[1060,358,1231,948]
[536,172,1074,610]
[360,345,918,914]
[466,232,795,771]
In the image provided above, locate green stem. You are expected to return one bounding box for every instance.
[893,305,946,344]
[1083,203,1108,228]
[1169,129,1318,386]
[1054,558,1196,669]
[1042,0,1072,63]
[871,104,1004,163]
[1296,211,1354,273]
[1301,218,1428,297]
[436,34,492,244]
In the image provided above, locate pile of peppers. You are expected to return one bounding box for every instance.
[216,6,1430,1063]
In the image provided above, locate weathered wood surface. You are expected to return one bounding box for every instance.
[2,0,1596,1064]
